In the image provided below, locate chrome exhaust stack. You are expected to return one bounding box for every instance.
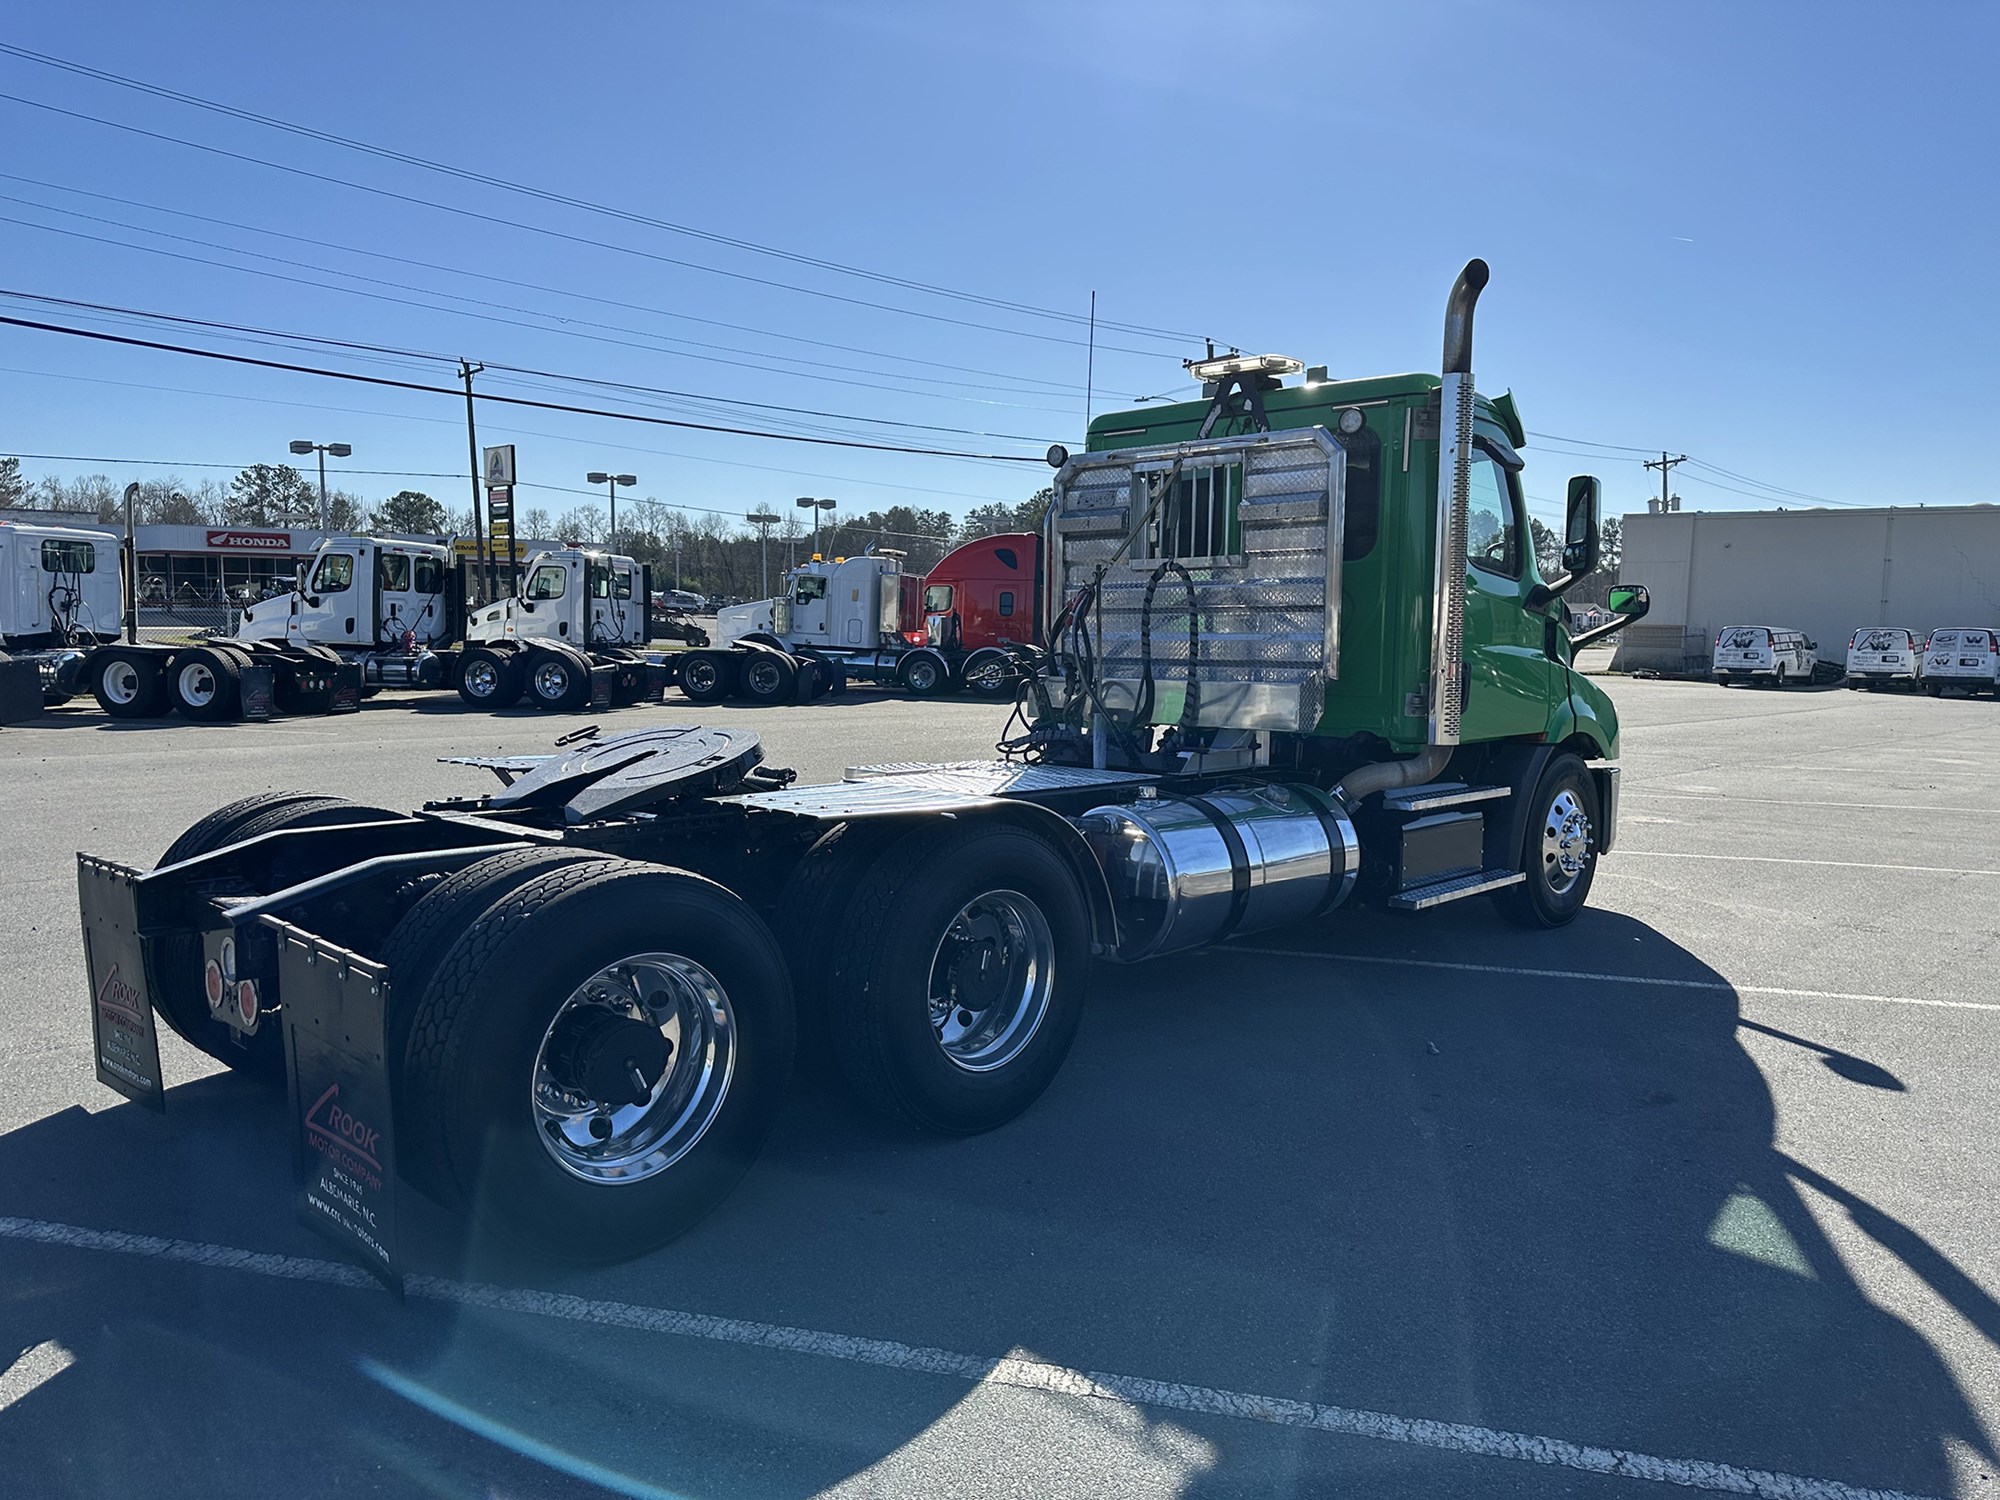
[1334,259,1487,806]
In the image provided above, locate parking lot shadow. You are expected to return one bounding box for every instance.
[0,907,1991,1497]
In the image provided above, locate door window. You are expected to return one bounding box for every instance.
[614,567,634,600]
[311,553,354,594]
[795,576,829,604]
[528,565,566,601]
[1467,450,1520,578]
[376,552,411,592]
[923,583,954,613]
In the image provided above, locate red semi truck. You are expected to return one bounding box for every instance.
[695,532,1044,701]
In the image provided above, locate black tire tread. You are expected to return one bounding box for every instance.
[824,820,1083,1132]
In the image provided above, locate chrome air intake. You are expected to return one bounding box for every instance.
[1076,784,1359,960]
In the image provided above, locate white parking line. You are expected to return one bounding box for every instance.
[1632,791,2000,816]
[0,1214,1939,1500]
[1619,851,2000,877]
[0,1339,73,1411]
[1218,947,2000,1012]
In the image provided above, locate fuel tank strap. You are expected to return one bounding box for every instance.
[1180,794,1253,944]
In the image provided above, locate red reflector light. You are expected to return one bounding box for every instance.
[903,631,926,645]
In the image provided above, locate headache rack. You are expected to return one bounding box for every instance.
[1045,428,1345,734]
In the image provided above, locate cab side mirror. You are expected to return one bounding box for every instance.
[1572,583,1650,649]
[1562,475,1601,577]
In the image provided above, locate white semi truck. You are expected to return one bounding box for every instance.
[4,522,666,719]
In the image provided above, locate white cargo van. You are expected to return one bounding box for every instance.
[1921,628,2000,695]
[1713,625,1816,687]
[1845,627,1923,690]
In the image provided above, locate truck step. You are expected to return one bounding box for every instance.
[1380,781,1511,814]
[1388,867,1526,911]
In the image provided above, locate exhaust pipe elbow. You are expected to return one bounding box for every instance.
[1441,259,1490,376]
[1332,743,1452,808]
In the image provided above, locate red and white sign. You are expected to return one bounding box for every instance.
[205,529,293,551]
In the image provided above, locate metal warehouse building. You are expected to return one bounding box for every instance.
[1612,504,2000,673]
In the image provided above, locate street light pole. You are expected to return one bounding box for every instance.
[289,439,353,534]
[745,509,780,598]
[586,471,639,550]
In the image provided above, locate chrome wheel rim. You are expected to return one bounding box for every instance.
[746,660,783,695]
[533,660,571,700]
[102,660,140,705]
[531,952,736,1185]
[1541,788,1592,895]
[926,889,1054,1073]
[463,657,499,698]
[177,660,217,707]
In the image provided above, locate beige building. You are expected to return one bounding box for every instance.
[1613,504,2000,672]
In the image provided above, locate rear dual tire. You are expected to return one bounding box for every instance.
[458,647,524,709]
[387,857,795,1262]
[91,651,173,718]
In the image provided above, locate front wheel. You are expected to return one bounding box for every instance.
[1493,754,1600,930]
[394,859,795,1261]
[826,822,1090,1133]
[899,653,948,697]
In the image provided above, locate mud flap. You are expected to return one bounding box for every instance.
[77,855,166,1111]
[588,663,616,709]
[267,917,402,1293]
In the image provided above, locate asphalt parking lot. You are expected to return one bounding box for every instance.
[1,679,1996,1499]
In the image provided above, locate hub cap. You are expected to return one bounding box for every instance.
[1541,788,1593,895]
[463,657,499,698]
[177,660,218,707]
[531,953,736,1184]
[926,890,1054,1072]
[533,660,572,700]
[685,660,718,692]
[102,660,140,705]
[907,660,940,692]
[746,660,783,695]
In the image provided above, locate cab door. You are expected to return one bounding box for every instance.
[1458,439,1568,741]
[296,546,363,645]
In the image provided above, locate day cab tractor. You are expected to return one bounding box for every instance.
[450,544,667,711]
[0,521,123,705]
[687,533,1043,704]
[51,532,665,721]
[73,260,1650,1280]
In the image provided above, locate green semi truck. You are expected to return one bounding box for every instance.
[74,260,1648,1276]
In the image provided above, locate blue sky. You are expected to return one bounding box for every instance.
[2,0,1994,532]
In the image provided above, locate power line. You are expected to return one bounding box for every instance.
[3,171,1103,395]
[0,363,1030,506]
[0,43,1206,344]
[0,185,1095,402]
[0,213,1078,417]
[0,312,1051,463]
[0,287,1056,448]
[3,450,460,478]
[0,89,1185,361]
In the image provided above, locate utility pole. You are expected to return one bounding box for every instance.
[745,508,780,598]
[1644,452,1686,515]
[460,360,489,603]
